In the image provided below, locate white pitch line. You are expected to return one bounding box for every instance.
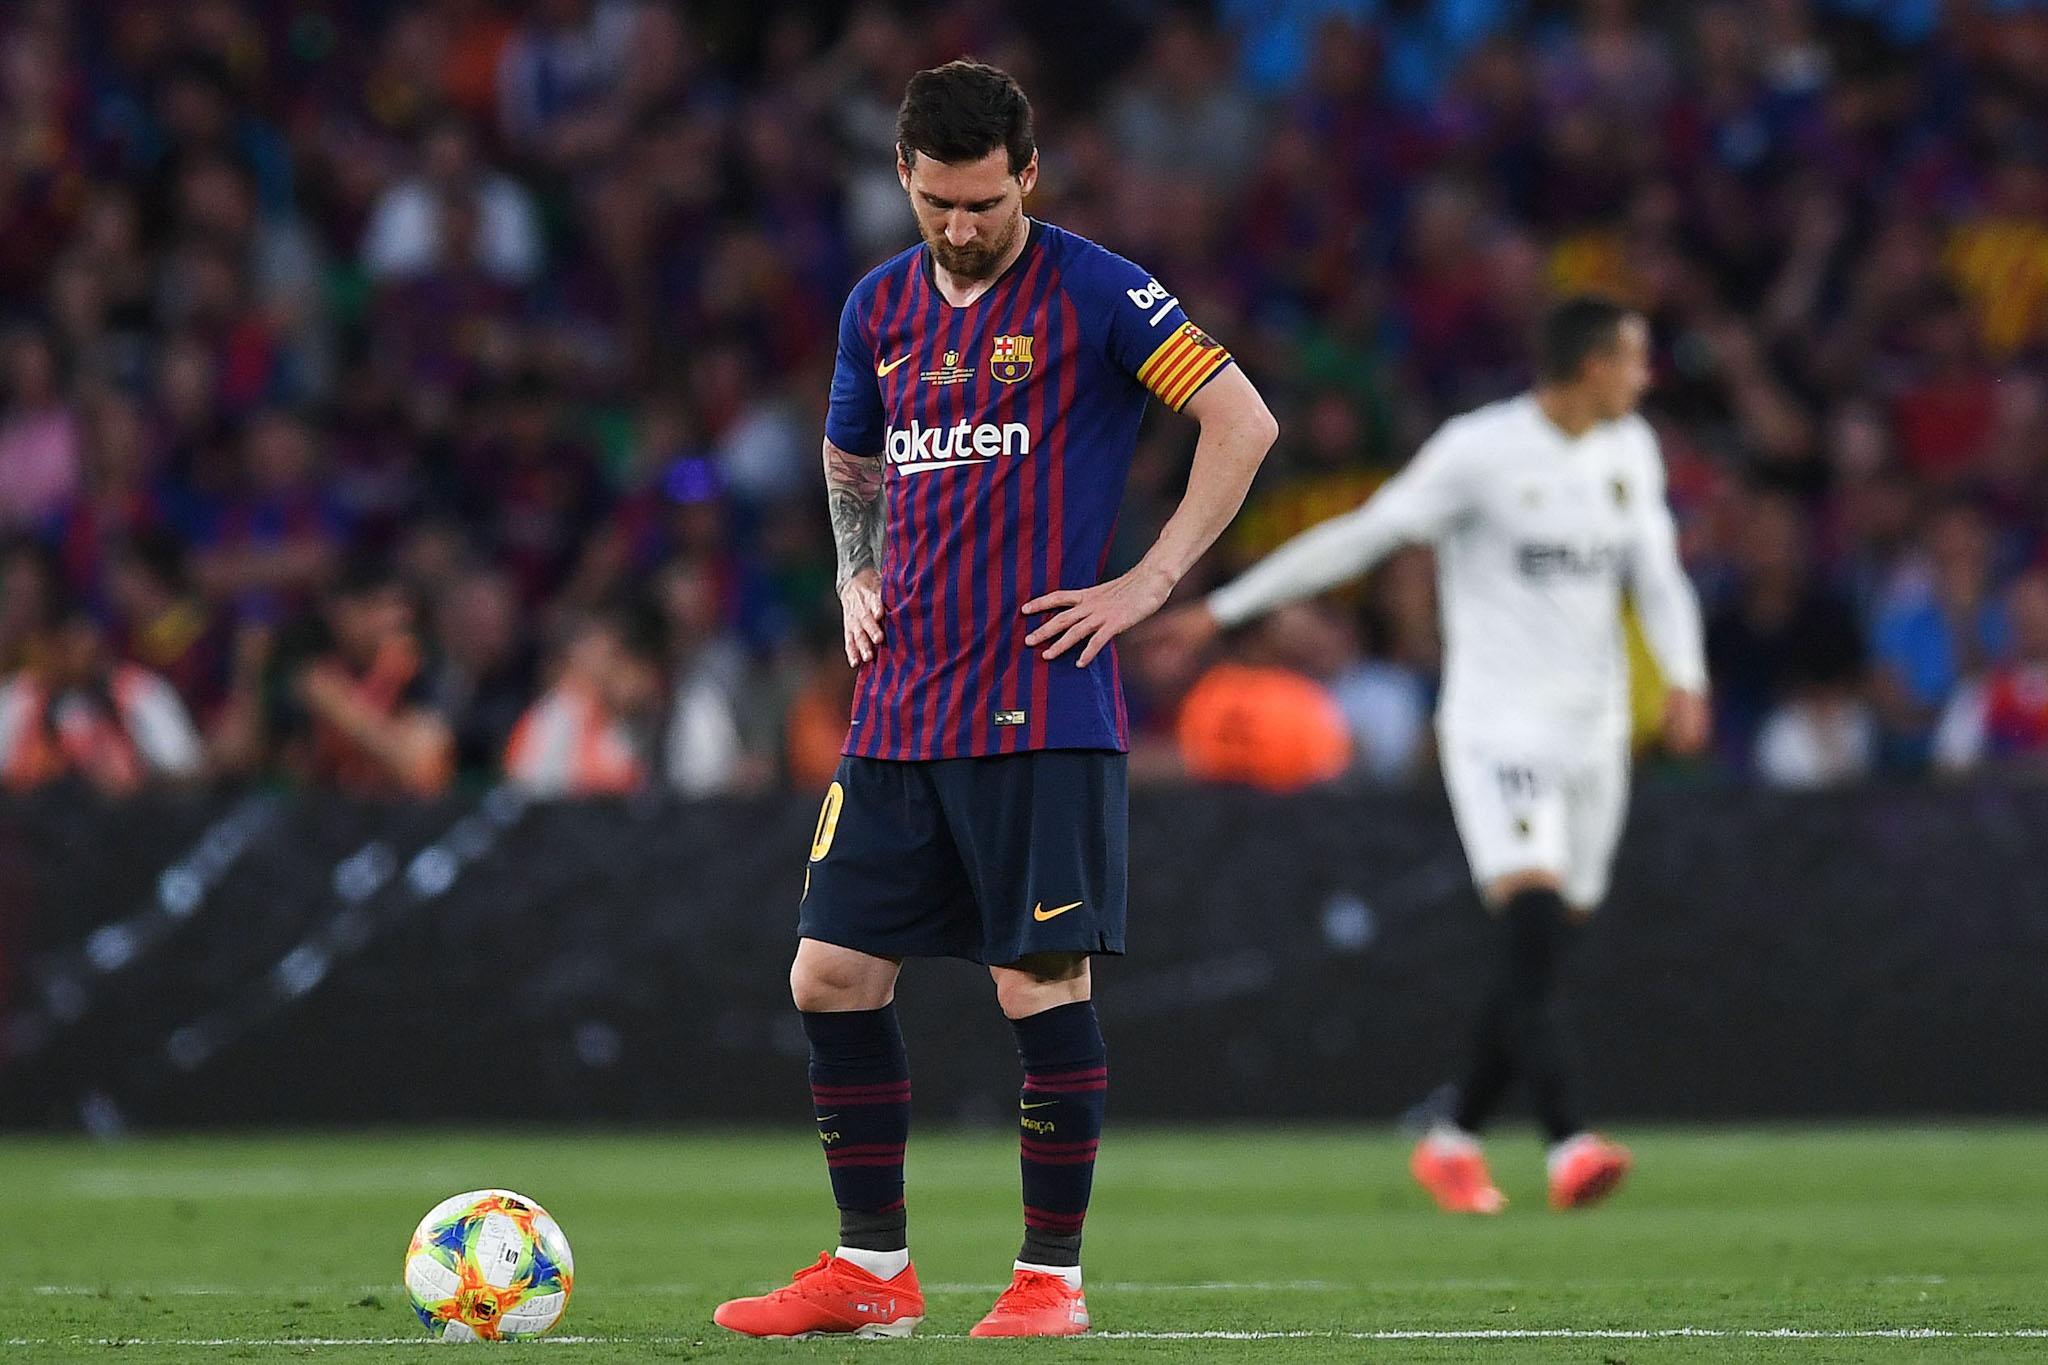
[10,1328,2048,1347]
[25,1280,1338,1299]
[923,1280,1340,1294]
[1082,1329,2048,1341]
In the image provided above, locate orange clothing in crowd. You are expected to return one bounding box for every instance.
[305,635,454,797]
[504,680,645,797]
[1176,662,1353,794]
[0,664,203,794]
[783,678,854,792]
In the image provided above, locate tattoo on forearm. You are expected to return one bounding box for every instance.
[825,442,887,589]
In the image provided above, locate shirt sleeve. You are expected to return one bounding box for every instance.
[1625,431,1709,695]
[825,288,886,456]
[1931,680,1988,771]
[1089,249,1235,412]
[1208,424,1477,628]
[126,673,203,777]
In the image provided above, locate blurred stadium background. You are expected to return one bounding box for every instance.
[4,0,2048,1355]
[4,0,2048,1113]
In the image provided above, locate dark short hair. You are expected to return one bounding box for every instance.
[896,60,1034,176]
[1536,295,1637,385]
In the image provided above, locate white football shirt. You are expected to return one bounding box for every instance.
[1208,393,1706,750]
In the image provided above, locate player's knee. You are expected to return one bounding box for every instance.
[990,954,1089,1018]
[1484,868,1564,909]
[789,947,896,1013]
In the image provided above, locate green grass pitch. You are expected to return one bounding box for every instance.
[2,1126,2043,1362]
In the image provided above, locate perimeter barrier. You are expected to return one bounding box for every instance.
[3,780,2045,1128]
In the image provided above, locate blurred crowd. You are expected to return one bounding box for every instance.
[4,0,2048,802]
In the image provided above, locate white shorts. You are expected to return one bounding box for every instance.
[1439,737,1631,910]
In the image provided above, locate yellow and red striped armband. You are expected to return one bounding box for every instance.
[1135,321,1232,411]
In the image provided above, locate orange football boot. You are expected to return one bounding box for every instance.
[969,1268,1091,1338]
[712,1253,924,1339]
[1548,1134,1632,1210]
[1410,1132,1508,1214]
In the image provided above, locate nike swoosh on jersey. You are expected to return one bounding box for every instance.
[1020,1100,1060,1110]
[875,354,912,377]
[1032,900,1083,921]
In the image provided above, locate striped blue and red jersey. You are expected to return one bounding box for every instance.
[826,219,1234,760]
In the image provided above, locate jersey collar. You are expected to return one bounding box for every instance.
[922,217,1041,307]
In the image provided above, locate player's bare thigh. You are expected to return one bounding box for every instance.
[791,937,903,1011]
[990,952,1090,1020]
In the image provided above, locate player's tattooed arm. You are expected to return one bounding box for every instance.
[825,439,886,586]
[825,438,887,666]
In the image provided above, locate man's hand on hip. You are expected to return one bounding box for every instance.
[1022,563,1176,667]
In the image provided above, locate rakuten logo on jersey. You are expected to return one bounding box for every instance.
[884,420,1030,475]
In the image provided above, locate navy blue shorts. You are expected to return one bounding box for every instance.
[798,751,1128,966]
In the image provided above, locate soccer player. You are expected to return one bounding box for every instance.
[712,60,1276,1339]
[1156,297,1707,1214]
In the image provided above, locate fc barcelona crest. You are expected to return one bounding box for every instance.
[990,334,1035,384]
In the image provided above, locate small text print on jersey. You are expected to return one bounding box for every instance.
[1516,541,1624,580]
[884,419,1031,475]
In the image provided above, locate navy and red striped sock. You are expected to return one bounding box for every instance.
[802,1006,911,1252]
[1011,1000,1107,1268]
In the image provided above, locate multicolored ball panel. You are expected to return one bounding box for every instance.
[403,1189,574,1340]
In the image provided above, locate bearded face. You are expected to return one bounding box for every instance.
[899,146,1038,282]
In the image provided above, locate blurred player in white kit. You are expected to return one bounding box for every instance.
[1157,295,1709,1212]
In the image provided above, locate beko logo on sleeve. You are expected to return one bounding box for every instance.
[1125,278,1177,325]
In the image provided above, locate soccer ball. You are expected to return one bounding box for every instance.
[403,1189,575,1341]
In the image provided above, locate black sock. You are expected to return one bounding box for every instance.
[803,1007,910,1254]
[1010,1000,1106,1268]
[1452,887,1584,1141]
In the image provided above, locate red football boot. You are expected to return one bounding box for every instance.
[1548,1133,1632,1210]
[1410,1131,1508,1214]
[712,1253,923,1339]
[969,1268,1090,1338]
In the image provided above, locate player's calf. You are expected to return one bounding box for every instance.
[979,991,1105,1336]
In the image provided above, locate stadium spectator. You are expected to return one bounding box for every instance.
[449,375,604,606]
[1329,548,1437,785]
[0,600,202,795]
[426,564,538,781]
[0,326,82,533]
[654,556,761,797]
[1754,676,1878,789]
[1706,489,1865,771]
[281,563,453,797]
[46,391,165,606]
[495,0,646,169]
[503,605,657,797]
[0,542,58,676]
[1870,500,2011,765]
[5,0,2048,795]
[1108,12,1265,190]
[189,409,346,624]
[105,533,233,728]
[1932,571,2048,776]
[361,114,543,286]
